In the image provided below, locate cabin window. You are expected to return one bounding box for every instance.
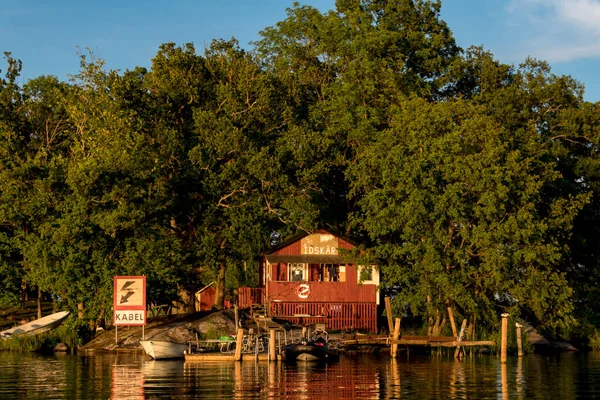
[310,264,323,281]
[290,263,307,281]
[323,264,346,282]
[358,265,377,284]
[285,263,346,282]
[324,264,338,281]
[272,263,288,281]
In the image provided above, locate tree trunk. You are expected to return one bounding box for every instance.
[37,287,42,319]
[20,279,28,308]
[214,261,226,310]
[97,307,106,329]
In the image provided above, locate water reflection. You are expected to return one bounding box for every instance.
[111,362,143,399]
[1,351,600,399]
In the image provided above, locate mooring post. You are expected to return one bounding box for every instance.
[301,326,307,340]
[516,323,523,357]
[391,317,401,358]
[501,313,510,363]
[501,362,509,400]
[255,336,259,361]
[269,329,276,361]
[235,328,244,361]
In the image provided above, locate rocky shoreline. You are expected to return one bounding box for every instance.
[80,310,239,352]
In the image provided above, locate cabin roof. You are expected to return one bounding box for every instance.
[266,228,359,255]
[265,254,356,264]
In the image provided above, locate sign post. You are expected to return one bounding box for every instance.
[114,276,146,344]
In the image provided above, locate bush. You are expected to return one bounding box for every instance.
[204,326,230,340]
[486,321,534,355]
[0,293,19,309]
[590,329,600,351]
[52,316,93,349]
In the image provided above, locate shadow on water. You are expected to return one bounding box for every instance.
[1,350,600,399]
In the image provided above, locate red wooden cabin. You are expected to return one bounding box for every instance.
[238,230,380,333]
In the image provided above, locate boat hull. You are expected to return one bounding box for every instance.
[285,343,330,362]
[0,311,70,338]
[140,340,188,360]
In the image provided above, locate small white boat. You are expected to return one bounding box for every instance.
[140,340,188,359]
[0,311,70,338]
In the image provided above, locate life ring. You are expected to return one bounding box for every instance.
[296,283,311,299]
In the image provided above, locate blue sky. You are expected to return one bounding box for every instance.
[1,0,599,101]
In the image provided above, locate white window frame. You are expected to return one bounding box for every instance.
[289,263,308,282]
[357,265,378,285]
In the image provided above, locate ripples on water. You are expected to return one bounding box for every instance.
[1,351,600,399]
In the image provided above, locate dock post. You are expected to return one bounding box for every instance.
[234,305,239,329]
[235,328,244,361]
[390,317,401,358]
[501,313,509,363]
[454,319,467,359]
[447,307,458,338]
[269,329,276,361]
[384,297,394,334]
[501,362,508,400]
[516,323,523,357]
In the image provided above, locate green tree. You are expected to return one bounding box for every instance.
[254,0,460,234]
[189,39,290,308]
[445,49,600,333]
[349,97,588,332]
[0,52,27,306]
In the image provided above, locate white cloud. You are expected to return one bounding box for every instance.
[508,0,600,62]
[557,0,600,31]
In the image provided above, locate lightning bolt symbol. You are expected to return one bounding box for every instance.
[119,281,136,304]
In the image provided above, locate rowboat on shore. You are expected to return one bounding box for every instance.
[0,311,70,339]
[140,340,188,359]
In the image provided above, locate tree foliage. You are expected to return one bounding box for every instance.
[0,0,599,336]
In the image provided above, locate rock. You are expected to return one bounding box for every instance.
[522,323,550,345]
[551,341,578,351]
[79,310,239,351]
[54,343,69,352]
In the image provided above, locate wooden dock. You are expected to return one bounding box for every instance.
[341,335,493,347]
[185,353,274,362]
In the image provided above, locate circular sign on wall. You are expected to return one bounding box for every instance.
[296,283,311,299]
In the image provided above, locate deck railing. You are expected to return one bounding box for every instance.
[270,302,378,333]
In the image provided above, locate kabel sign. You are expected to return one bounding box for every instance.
[113,276,146,326]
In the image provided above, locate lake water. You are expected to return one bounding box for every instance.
[1,350,599,399]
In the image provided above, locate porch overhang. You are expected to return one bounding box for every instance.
[265,255,356,264]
